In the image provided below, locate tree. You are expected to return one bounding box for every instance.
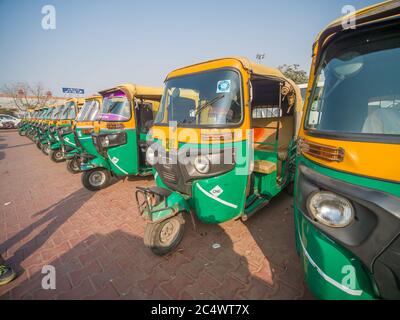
[1,82,56,111]
[278,64,308,84]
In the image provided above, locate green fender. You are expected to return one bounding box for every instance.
[50,141,61,150]
[146,191,190,223]
[80,155,111,171]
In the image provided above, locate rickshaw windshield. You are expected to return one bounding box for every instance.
[61,102,77,120]
[51,106,63,120]
[43,108,52,119]
[76,100,100,121]
[155,69,242,127]
[305,26,400,139]
[98,94,131,122]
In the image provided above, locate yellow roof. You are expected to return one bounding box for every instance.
[65,97,85,105]
[167,56,286,80]
[99,83,163,101]
[85,95,103,101]
[314,0,400,52]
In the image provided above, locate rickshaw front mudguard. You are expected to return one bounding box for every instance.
[50,141,61,150]
[136,187,191,223]
[80,155,110,172]
[64,147,81,160]
[295,212,376,300]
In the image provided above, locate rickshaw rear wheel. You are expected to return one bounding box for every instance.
[66,158,81,174]
[41,143,50,155]
[81,168,111,191]
[49,149,65,163]
[144,213,185,256]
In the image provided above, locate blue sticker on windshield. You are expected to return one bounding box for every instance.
[216,80,231,93]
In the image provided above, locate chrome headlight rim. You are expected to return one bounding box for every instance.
[306,191,355,228]
[193,155,211,174]
[146,145,157,166]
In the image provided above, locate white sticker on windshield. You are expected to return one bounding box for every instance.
[216,80,231,93]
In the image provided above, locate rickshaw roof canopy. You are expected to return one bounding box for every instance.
[314,0,400,61]
[166,56,287,80]
[99,84,163,101]
[65,97,85,105]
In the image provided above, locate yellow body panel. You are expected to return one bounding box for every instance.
[299,0,400,183]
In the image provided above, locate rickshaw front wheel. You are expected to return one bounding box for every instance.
[144,213,185,256]
[81,168,111,191]
[41,143,50,155]
[49,149,65,163]
[66,158,81,174]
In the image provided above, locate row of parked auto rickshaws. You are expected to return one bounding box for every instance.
[17,1,400,300]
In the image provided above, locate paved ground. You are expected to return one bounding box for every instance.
[0,130,312,300]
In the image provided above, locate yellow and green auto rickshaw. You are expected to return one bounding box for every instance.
[64,95,102,173]
[80,84,163,191]
[135,57,302,255]
[295,0,400,300]
[49,98,83,162]
[27,106,47,143]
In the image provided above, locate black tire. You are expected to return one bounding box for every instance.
[36,140,42,150]
[41,143,50,155]
[144,213,185,256]
[81,168,111,191]
[66,158,81,174]
[49,149,65,163]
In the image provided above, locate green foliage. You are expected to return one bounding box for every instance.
[278,64,308,84]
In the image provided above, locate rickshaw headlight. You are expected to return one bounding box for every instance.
[99,132,127,148]
[146,146,157,166]
[307,191,354,228]
[101,136,110,147]
[194,155,211,174]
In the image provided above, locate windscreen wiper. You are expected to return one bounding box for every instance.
[183,95,225,124]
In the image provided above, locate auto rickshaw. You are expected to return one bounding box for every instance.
[295,0,400,300]
[80,84,163,191]
[64,95,102,174]
[39,103,65,155]
[134,57,302,255]
[49,99,82,162]
[27,106,47,143]
[55,98,85,167]
[36,106,56,151]
[18,108,35,136]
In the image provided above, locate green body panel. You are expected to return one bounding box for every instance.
[105,129,139,176]
[294,155,400,300]
[76,128,101,157]
[145,191,190,222]
[63,132,78,149]
[153,139,250,224]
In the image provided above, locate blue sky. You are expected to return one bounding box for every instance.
[0,0,379,96]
